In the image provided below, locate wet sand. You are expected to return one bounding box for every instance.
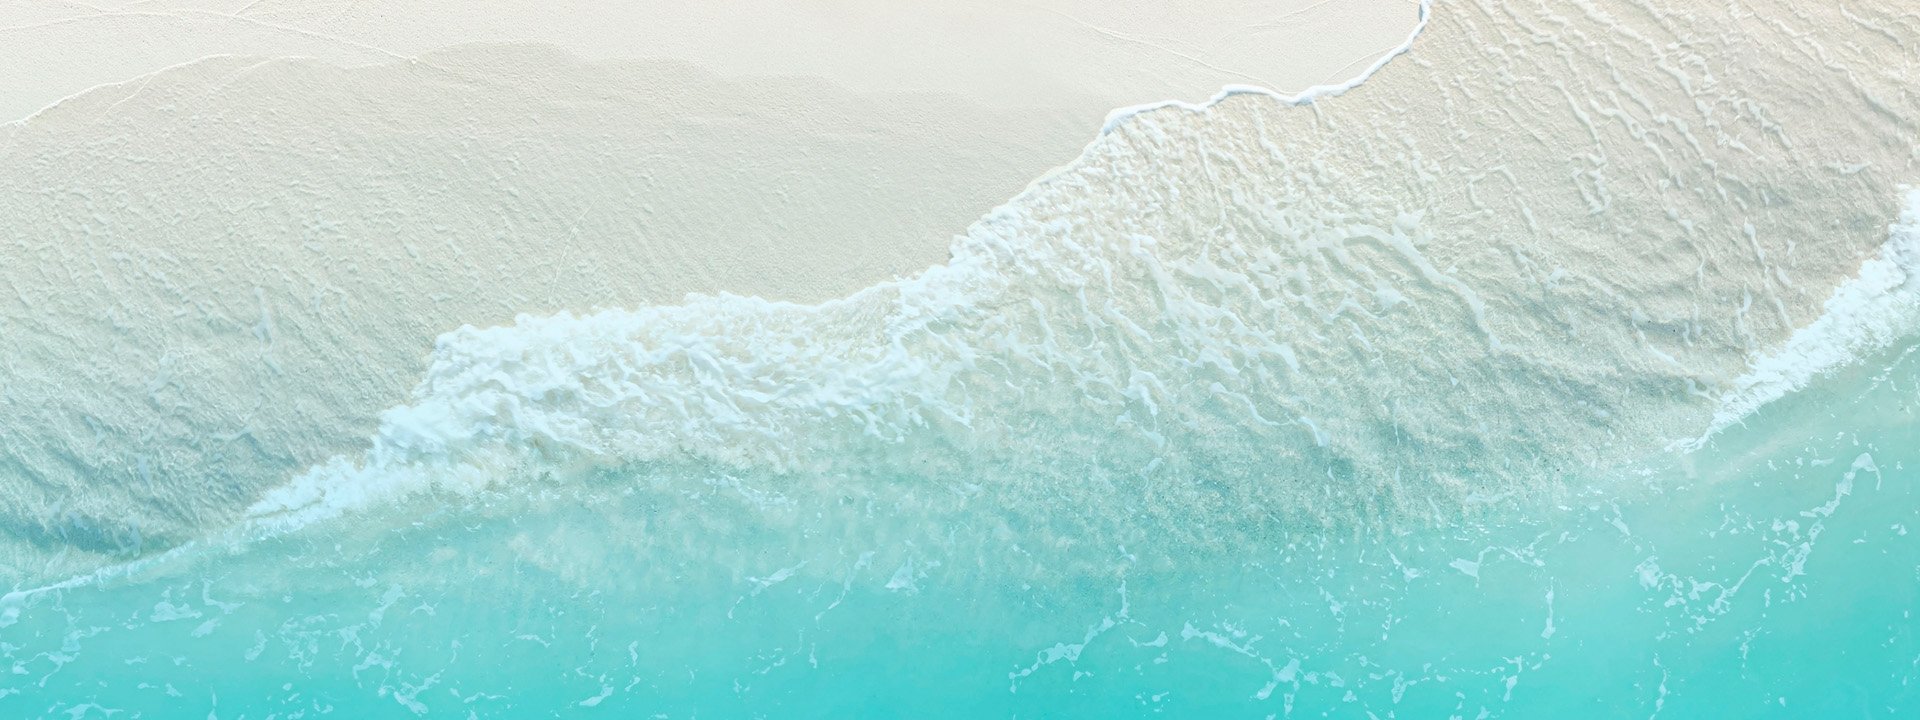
[0,1,1418,581]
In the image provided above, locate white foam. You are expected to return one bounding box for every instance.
[1677,187,1920,451]
[1099,0,1433,135]
[228,4,1451,537]
[4,11,1452,601]
[11,0,1917,604]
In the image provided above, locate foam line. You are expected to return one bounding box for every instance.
[2,5,1441,605]
[1098,0,1433,135]
[1675,187,1920,451]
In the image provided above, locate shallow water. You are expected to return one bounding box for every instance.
[3,336,1914,717]
[5,0,1920,716]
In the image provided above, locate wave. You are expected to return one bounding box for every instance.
[8,0,1920,594]
[1678,187,1920,450]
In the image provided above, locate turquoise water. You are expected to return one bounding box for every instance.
[6,1,1920,716]
[3,337,1913,717]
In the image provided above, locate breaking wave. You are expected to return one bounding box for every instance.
[8,0,1920,592]
[5,2,1920,716]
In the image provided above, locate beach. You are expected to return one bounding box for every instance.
[2,0,1421,122]
[0,0,1419,579]
[3,0,1920,715]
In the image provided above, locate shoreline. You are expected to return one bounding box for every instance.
[5,0,1918,594]
[1097,0,1433,134]
[0,3,1419,590]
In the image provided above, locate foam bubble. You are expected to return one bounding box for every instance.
[1679,188,1920,450]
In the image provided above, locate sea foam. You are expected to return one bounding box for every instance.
[8,0,1920,588]
[1679,187,1920,450]
[211,0,1920,572]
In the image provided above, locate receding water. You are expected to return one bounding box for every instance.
[4,0,1920,717]
[3,336,1915,717]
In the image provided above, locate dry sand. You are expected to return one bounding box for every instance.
[2,0,1419,122]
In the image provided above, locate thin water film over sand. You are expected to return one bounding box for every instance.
[2,0,1918,716]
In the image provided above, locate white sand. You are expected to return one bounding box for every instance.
[2,0,1418,122]
[13,0,1912,593]
[0,0,1416,580]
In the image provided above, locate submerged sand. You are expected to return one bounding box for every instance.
[0,47,1079,568]
[0,1,1419,580]
[4,0,1918,588]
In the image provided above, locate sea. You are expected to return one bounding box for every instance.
[3,0,1919,717]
